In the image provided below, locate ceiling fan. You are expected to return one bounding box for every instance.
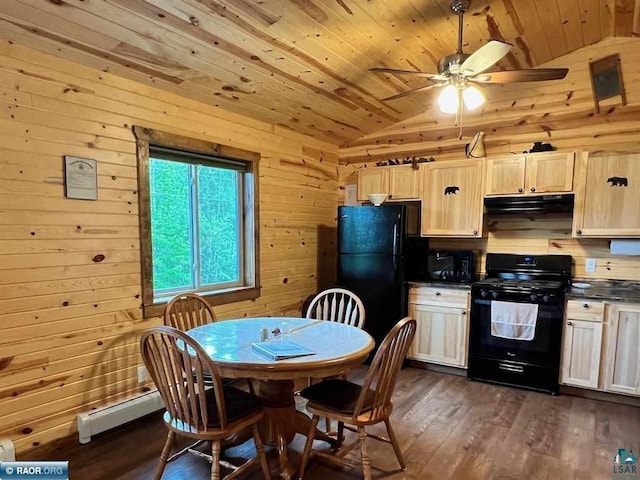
[370,0,569,119]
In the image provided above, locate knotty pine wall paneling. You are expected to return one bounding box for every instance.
[339,38,640,282]
[0,41,339,454]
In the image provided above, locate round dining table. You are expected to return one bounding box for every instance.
[188,317,375,480]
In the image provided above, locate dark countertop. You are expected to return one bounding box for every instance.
[407,280,472,290]
[567,280,640,304]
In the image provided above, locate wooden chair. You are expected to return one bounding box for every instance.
[297,317,417,480]
[304,288,365,329]
[140,326,271,480]
[303,288,366,434]
[164,293,216,331]
[164,293,254,394]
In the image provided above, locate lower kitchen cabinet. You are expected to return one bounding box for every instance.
[560,300,604,389]
[604,303,640,396]
[408,287,470,368]
[560,319,603,389]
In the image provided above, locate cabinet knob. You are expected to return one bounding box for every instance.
[576,229,582,235]
[435,291,441,296]
[518,188,523,193]
[473,230,478,235]
[530,187,536,192]
[388,194,393,199]
[462,310,466,315]
[567,321,573,326]
[583,303,590,309]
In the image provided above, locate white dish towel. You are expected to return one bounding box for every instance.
[490,301,539,341]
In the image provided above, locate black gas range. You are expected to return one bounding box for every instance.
[467,254,572,395]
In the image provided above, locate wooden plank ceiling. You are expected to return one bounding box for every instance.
[0,0,637,145]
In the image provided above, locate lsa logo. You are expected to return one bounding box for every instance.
[613,448,638,479]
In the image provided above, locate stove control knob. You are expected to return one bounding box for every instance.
[480,289,488,298]
[491,291,499,299]
[530,294,537,302]
[542,294,550,303]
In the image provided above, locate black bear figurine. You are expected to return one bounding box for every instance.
[444,186,460,195]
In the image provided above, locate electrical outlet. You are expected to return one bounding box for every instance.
[137,365,150,384]
[585,258,597,273]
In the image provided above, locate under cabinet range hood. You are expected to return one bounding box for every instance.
[484,193,574,215]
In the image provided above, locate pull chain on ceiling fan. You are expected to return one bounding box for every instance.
[370,0,569,138]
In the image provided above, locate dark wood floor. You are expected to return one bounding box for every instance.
[26,367,640,479]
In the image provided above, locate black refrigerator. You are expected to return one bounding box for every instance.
[337,205,428,353]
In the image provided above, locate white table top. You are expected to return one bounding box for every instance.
[187,317,374,379]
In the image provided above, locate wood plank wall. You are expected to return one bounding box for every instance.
[338,38,640,282]
[0,41,339,454]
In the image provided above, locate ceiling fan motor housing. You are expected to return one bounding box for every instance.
[438,53,471,76]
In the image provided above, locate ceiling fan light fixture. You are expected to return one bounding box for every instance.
[462,85,485,110]
[437,85,459,114]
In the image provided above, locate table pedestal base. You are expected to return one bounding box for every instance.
[256,379,340,480]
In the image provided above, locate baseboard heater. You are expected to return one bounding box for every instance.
[77,390,163,444]
[0,439,15,461]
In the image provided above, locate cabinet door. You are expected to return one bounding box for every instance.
[573,152,640,237]
[408,303,467,367]
[525,152,575,193]
[485,156,526,195]
[357,169,388,201]
[389,166,420,200]
[560,319,603,389]
[421,160,484,237]
[604,304,640,396]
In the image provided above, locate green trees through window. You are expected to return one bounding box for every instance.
[149,157,242,294]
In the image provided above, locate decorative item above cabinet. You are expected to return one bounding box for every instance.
[573,151,640,237]
[485,152,575,196]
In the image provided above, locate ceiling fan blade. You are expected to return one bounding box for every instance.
[459,41,513,76]
[470,68,569,83]
[381,83,442,101]
[370,67,448,82]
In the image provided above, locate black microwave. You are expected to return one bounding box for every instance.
[426,250,475,283]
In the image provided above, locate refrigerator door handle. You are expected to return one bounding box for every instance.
[393,219,398,255]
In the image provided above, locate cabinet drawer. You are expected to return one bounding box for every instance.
[409,287,469,307]
[566,300,605,321]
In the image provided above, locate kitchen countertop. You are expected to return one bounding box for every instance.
[567,280,640,303]
[407,280,472,290]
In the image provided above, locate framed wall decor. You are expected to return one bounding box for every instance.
[589,54,626,114]
[64,156,98,200]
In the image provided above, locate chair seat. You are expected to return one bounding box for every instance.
[300,378,375,416]
[175,386,262,429]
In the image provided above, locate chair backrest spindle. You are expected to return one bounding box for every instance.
[165,294,216,331]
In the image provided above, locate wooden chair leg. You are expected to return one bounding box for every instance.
[358,426,372,480]
[337,421,344,444]
[299,415,320,479]
[246,379,255,395]
[252,423,271,480]
[384,418,406,470]
[324,417,331,434]
[211,440,221,480]
[154,430,175,480]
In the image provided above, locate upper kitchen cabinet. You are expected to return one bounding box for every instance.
[357,165,420,201]
[485,152,575,196]
[421,159,484,237]
[573,151,640,237]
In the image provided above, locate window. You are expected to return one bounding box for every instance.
[134,127,260,317]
